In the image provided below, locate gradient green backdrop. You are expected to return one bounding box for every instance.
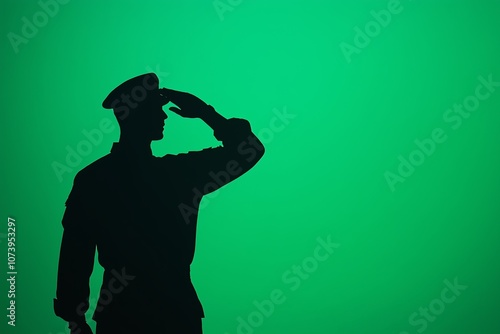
[1,0,499,333]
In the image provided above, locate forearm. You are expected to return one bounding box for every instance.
[54,247,94,323]
[172,113,265,199]
[205,109,265,172]
[199,105,227,133]
[199,105,254,146]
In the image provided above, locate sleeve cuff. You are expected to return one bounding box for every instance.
[214,118,251,143]
[53,298,87,323]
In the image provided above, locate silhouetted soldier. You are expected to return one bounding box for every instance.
[54,73,265,333]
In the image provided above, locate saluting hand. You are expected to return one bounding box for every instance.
[159,88,209,118]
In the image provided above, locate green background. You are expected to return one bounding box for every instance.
[1,0,499,333]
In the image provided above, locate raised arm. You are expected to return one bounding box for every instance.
[160,88,265,192]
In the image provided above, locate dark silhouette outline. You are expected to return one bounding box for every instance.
[53,73,265,334]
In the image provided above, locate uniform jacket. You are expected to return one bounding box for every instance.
[53,118,264,324]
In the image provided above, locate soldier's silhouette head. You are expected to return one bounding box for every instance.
[102,73,169,143]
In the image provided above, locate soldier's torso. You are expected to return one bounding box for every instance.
[76,152,204,321]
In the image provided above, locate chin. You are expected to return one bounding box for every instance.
[151,133,164,141]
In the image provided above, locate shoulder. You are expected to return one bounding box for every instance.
[66,154,114,206]
[157,147,223,165]
[74,154,115,184]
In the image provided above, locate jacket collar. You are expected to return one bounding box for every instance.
[110,142,153,160]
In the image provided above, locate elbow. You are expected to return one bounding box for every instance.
[234,133,265,168]
[256,140,265,161]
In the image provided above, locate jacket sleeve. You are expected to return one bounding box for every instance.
[54,173,97,324]
[171,117,265,196]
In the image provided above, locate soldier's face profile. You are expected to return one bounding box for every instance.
[127,103,167,141]
[144,104,167,140]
